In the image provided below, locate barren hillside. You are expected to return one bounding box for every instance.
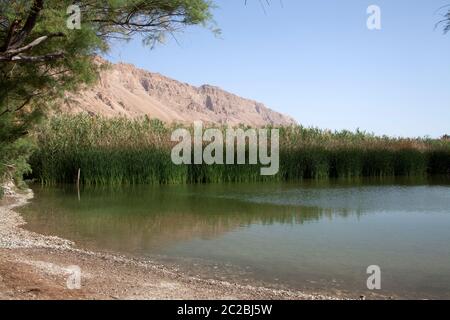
[62,59,296,127]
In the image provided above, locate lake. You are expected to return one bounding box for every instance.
[20,178,450,299]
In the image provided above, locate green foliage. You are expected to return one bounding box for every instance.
[0,0,215,186]
[30,115,450,186]
[0,135,35,188]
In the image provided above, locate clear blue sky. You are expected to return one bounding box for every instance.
[106,0,450,138]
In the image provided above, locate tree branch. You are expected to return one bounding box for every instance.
[1,32,65,58]
[0,19,21,52]
[9,0,44,50]
[0,91,44,119]
[0,51,64,63]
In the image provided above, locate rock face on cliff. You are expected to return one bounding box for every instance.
[63,59,296,127]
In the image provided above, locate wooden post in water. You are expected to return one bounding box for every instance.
[77,168,81,201]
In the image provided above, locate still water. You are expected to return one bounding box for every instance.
[20,178,450,298]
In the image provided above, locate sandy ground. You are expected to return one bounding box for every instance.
[0,187,343,300]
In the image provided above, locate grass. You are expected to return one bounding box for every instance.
[29,114,450,185]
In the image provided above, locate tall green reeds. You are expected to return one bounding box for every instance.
[29,114,450,185]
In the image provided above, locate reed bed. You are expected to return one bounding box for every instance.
[29,114,450,185]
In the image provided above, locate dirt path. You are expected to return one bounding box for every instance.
[0,188,344,300]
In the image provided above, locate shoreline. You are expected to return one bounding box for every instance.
[0,187,346,300]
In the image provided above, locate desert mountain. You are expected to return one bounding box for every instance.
[62,58,296,127]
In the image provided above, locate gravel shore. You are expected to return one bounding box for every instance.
[0,187,343,300]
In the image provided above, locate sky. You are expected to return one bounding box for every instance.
[106,0,450,138]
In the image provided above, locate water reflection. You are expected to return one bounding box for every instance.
[21,184,367,253]
[20,178,450,299]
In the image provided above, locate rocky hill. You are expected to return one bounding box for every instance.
[62,59,296,127]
